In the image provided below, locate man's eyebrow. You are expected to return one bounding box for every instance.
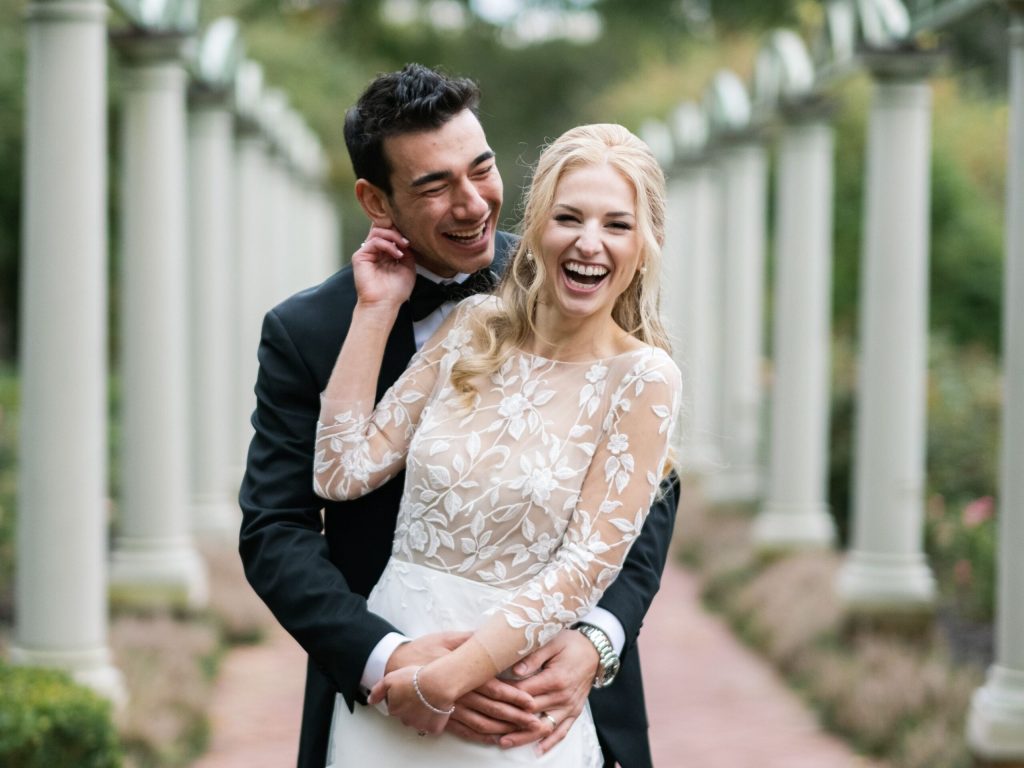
[409,151,495,188]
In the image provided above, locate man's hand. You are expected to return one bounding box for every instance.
[385,631,471,674]
[498,629,600,753]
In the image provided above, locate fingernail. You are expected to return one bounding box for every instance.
[514,663,527,675]
[533,744,545,757]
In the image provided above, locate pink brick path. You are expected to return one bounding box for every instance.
[193,561,880,767]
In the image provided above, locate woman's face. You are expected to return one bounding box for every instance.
[537,162,642,323]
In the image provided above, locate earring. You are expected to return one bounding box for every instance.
[525,249,535,261]
[639,264,647,275]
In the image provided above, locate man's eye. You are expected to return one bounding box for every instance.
[473,165,493,178]
[423,186,446,196]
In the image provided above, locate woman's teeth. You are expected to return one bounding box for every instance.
[563,262,609,286]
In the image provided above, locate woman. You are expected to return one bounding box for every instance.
[313,123,682,765]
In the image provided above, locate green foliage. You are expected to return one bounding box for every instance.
[0,662,122,768]
[0,0,25,359]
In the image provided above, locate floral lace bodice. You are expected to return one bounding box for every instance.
[314,300,681,670]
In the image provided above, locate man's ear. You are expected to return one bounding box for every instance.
[355,179,394,228]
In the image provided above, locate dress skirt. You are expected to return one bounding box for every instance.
[326,559,602,766]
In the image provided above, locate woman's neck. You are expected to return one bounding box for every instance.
[525,305,636,362]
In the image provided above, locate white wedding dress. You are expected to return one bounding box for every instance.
[313,298,681,766]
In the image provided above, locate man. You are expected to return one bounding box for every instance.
[239,63,679,768]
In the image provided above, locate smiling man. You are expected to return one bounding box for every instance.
[239,64,679,768]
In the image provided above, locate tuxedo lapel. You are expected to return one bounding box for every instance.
[377,302,417,400]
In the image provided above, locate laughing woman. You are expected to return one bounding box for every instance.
[313,123,681,767]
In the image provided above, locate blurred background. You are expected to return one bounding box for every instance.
[0,0,1020,766]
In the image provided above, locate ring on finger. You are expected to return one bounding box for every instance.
[539,711,557,729]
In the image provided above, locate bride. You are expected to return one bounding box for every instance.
[313,123,681,766]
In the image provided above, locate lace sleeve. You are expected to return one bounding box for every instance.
[472,350,682,670]
[312,310,474,501]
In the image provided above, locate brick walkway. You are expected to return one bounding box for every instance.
[193,561,879,767]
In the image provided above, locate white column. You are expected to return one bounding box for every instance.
[109,36,207,610]
[187,93,238,537]
[705,141,768,503]
[264,149,293,308]
[968,5,1024,760]
[662,171,691,398]
[754,109,837,551]
[837,52,940,612]
[231,127,267,482]
[11,0,124,704]
[689,163,725,476]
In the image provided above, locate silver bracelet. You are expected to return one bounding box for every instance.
[412,666,455,716]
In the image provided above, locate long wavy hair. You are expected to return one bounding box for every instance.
[450,123,671,399]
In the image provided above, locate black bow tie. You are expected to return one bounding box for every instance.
[409,269,497,321]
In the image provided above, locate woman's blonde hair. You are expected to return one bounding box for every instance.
[451,123,671,397]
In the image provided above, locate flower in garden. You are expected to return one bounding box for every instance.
[954,558,973,587]
[962,496,995,528]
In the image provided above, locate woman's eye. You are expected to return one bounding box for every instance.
[609,221,633,230]
[554,214,578,223]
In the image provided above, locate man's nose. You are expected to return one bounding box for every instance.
[452,178,488,220]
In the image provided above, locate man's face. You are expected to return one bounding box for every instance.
[379,110,503,278]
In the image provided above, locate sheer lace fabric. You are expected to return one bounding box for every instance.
[314,299,681,672]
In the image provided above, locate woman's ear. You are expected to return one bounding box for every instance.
[355,179,394,228]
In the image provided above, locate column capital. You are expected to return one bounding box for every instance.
[189,82,233,110]
[25,0,107,22]
[860,45,946,81]
[110,28,190,64]
[778,93,838,126]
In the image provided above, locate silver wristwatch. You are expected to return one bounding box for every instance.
[575,622,621,688]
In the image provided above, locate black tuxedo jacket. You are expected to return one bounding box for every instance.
[239,232,679,768]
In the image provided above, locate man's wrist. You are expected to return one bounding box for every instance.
[362,631,410,693]
[573,622,621,689]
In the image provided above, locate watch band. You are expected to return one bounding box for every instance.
[575,622,621,689]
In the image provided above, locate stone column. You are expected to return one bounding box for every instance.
[704,139,769,503]
[661,171,691,408]
[754,103,837,551]
[109,34,207,609]
[230,122,267,482]
[186,86,238,537]
[837,51,942,614]
[967,4,1024,761]
[688,161,729,475]
[11,0,124,704]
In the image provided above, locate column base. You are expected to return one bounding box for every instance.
[968,665,1024,763]
[109,537,208,610]
[752,501,836,552]
[8,644,128,710]
[703,464,762,504]
[836,549,936,611]
[190,494,240,541]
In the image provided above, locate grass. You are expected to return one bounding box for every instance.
[678,487,985,768]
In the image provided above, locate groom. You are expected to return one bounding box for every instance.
[239,63,679,768]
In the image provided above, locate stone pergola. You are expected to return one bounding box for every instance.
[651,0,1024,761]
[10,0,1024,762]
[13,0,339,704]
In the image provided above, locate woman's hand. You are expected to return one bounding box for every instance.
[369,665,454,736]
[352,226,417,311]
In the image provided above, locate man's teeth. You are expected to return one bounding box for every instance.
[446,224,486,242]
[564,263,609,277]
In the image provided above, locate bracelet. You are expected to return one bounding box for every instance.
[412,666,455,716]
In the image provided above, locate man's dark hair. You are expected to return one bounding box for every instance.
[344,63,481,196]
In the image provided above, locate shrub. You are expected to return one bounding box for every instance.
[0,661,121,767]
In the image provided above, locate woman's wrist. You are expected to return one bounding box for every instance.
[413,665,456,715]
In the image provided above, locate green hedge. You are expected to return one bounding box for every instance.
[0,662,121,767]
